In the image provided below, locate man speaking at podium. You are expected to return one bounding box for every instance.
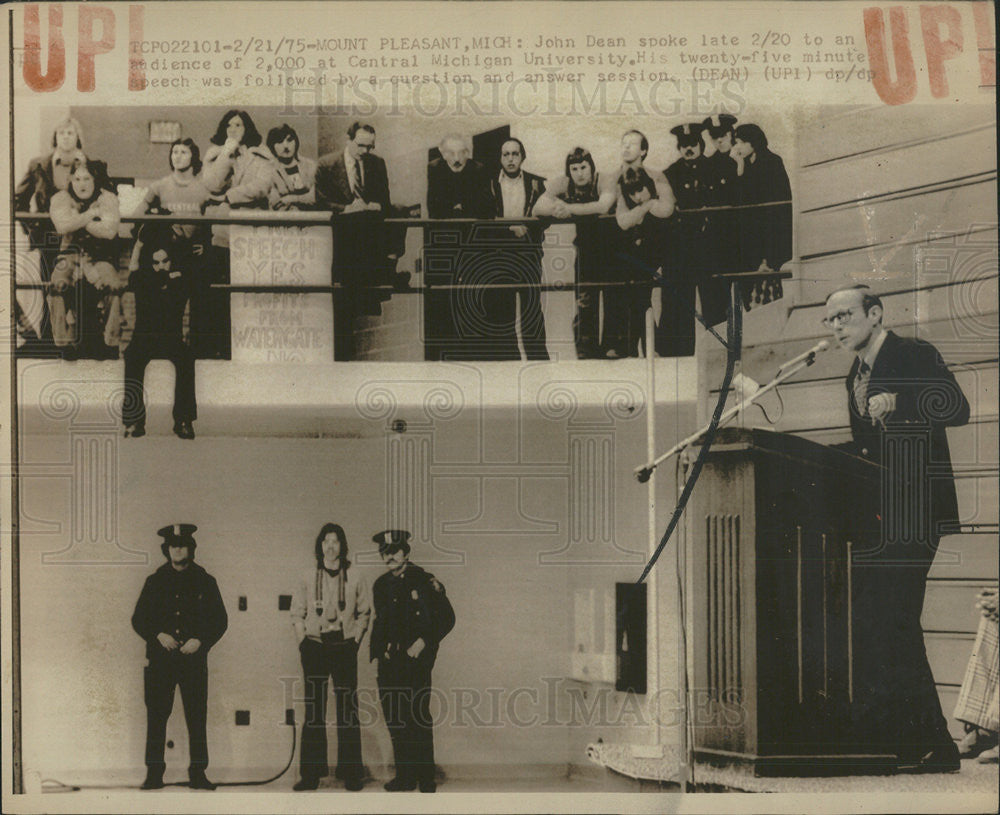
[824,284,970,773]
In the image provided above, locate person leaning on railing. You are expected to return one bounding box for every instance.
[127,138,212,360]
[199,110,275,358]
[14,116,88,352]
[533,146,617,360]
[266,123,317,211]
[608,130,675,359]
[613,163,673,359]
[315,122,408,361]
[49,157,123,360]
[732,123,792,308]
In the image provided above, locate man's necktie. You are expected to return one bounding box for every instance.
[351,160,364,199]
[853,361,871,417]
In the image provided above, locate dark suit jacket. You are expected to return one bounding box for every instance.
[315,151,391,213]
[487,170,547,246]
[426,158,492,220]
[487,171,546,218]
[844,331,970,540]
[316,150,407,265]
[736,148,792,272]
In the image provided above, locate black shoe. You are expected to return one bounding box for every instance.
[188,771,216,790]
[344,777,364,791]
[140,772,164,790]
[173,420,195,440]
[383,777,416,792]
[418,780,437,793]
[958,727,999,758]
[293,777,319,791]
[124,423,145,438]
[897,744,961,774]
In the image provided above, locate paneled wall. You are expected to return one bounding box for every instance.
[698,104,998,739]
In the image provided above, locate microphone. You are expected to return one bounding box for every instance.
[777,340,829,372]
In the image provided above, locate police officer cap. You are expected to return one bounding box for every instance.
[670,123,703,145]
[373,529,411,554]
[702,113,738,136]
[158,523,198,550]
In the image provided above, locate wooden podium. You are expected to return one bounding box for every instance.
[685,427,897,775]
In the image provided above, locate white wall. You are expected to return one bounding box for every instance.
[18,397,693,783]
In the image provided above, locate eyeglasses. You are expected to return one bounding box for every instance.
[822,307,858,328]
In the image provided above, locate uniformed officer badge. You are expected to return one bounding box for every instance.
[411,589,419,600]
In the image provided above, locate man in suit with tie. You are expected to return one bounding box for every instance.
[825,284,969,773]
[315,122,407,360]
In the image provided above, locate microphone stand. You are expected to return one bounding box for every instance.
[635,343,826,483]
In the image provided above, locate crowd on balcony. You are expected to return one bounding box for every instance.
[14,111,792,365]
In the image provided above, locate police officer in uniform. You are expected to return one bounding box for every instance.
[369,530,455,792]
[131,524,228,790]
[660,123,709,356]
[700,114,740,325]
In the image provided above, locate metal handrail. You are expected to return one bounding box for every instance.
[12,208,791,293]
[13,198,792,226]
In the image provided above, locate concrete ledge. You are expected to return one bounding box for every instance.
[15,358,697,437]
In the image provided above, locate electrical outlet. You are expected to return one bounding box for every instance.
[285,708,295,726]
[235,710,250,726]
[278,594,292,611]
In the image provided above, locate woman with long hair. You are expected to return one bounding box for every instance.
[202,109,274,208]
[198,110,275,358]
[290,523,371,791]
[731,122,793,308]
